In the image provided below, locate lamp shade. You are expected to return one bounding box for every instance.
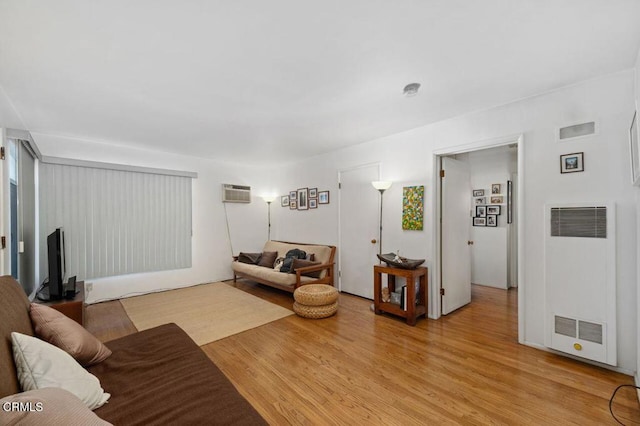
[371,181,392,191]
[262,195,276,203]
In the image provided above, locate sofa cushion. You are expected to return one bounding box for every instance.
[89,323,266,425]
[11,332,110,410]
[0,388,112,426]
[0,275,36,399]
[237,252,262,264]
[233,262,297,287]
[291,258,322,278]
[263,242,333,278]
[257,251,277,268]
[30,303,112,366]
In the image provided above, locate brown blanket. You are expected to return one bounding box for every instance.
[89,323,266,425]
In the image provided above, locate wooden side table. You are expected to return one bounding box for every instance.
[373,265,427,326]
[36,283,85,325]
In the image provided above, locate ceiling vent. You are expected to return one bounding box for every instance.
[557,121,596,142]
[222,184,251,203]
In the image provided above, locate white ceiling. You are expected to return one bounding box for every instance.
[1,1,639,165]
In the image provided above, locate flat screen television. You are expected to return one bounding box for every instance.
[47,227,66,300]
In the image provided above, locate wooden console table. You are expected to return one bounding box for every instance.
[373,265,427,326]
[36,282,85,325]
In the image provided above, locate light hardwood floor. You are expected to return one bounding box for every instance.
[86,282,639,425]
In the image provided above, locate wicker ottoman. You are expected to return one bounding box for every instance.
[293,284,338,319]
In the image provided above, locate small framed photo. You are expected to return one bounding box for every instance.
[491,184,501,194]
[486,205,501,215]
[309,188,318,198]
[486,215,498,227]
[475,205,486,217]
[474,197,486,205]
[490,196,503,204]
[318,191,330,204]
[560,152,584,173]
[309,199,317,209]
[289,200,297,210]
[473,217,486,227]
[297,188,309,210]
[472,189,484,197]
[281,195,289,207]
[289,190,297,200]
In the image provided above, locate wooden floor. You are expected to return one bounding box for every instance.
[86,282,640,425]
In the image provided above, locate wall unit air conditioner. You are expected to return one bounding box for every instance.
[222,184,251,203]
[544,203,616,366]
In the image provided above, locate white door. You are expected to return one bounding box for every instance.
[441,157,472,314]
[339,164,379,299]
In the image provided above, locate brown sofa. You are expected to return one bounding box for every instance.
[0,275,266,425]
[232,240,337,293]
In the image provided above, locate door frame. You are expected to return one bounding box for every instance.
[337,161,381,293]
[432,133,525,343]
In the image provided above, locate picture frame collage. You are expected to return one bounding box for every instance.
[281,188,329,210]
[472,184,503,227]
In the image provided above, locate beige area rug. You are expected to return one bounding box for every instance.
[120,282,293,345]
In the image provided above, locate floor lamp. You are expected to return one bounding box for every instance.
[262,195,276,241]
[371,181,392,259]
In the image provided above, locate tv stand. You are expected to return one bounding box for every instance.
[35,281,85,325]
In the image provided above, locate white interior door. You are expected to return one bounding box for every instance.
[339,164,379,299]
[441,156,471,314]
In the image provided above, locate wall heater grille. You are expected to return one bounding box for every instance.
[544,203,616,366]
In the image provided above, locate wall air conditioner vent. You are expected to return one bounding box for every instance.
[550,206,606,238]
[222,184,251,203]
[558,121,596,141]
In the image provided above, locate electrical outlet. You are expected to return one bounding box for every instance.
[85,282,93,293]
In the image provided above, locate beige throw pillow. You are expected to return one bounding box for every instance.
[0,388,112,425]
[11,332,111,410]
[30,303,111,366]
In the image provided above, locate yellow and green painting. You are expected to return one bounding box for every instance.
[402,185,424,230]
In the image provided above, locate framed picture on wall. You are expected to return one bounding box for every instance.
[560,152,584,173]
[309,198,317,209]
[486,215,498,227]
[475,205,486,217]
[474,197,486,205]
[297,188,309,210]
[309,188,318,198]
[281,195,289,207]
[289,190,297,200]
[473,217,486,226]
[289,200,297,210]
[472,189,484,196]
[490,196,503,204]
[487,205,501,215]
[318,191,330,204]
[491,183,501,194]
[507,180,513,224]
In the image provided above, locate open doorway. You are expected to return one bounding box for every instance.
[433,134,524,342]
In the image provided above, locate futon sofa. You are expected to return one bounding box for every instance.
[0,275,266,425]
[232,240,336,293]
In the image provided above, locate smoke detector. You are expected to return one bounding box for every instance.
[403,82,421,97]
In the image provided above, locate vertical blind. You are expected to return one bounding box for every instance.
[39,163,193,282]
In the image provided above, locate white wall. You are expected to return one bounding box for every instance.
[465,148,517,289]
[268,71,638,373]
[32,133,272,303]
[634,47,640,385]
